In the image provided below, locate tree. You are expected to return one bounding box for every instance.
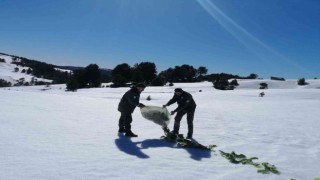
[27,68,32,74]
[247,73,258,79]
[14,67,19,72]
[112,63,132,85]
[0,79,12,87]
[271,76,285,81]
[260,82,268,89]
[230,79,239,86]
[12,57,18,62]
[297,78,308,86]
[112,74,127,87]
[150,76,165,86]
[66,64,101,90]
[159,67,174,83]
[197,66,208,77]
[212,74,235,90]
[213,79,233,90]
[132,62,157,84]
[84,64,101,88]
[177,64,197,82]
[66,78,79,92]
[160,64,197,82]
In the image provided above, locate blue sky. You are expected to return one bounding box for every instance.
[0,0,319,78]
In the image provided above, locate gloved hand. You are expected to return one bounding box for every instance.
[162,105,167,108]
[138,103,146,108]
[170,111,176,115]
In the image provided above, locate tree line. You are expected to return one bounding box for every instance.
[5,52,313,91]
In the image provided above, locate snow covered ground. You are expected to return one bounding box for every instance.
[1,81,320,180]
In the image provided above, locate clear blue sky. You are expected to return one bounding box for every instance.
[1,0,319,78]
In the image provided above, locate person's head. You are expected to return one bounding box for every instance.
[136,83,146,92]
[174,88,183,96]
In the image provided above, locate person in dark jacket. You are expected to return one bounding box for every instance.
[163,88,196,139]
[118,83,146,137]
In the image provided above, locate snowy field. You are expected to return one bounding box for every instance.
[1,81,320,180]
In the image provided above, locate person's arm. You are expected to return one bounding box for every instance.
[165,94,178,106]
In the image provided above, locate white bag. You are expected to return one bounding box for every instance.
[140,105,171,127]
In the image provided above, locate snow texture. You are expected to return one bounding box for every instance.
[1,80,320,179]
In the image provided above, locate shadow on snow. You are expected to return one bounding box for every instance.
[114,134,150,159]
[115,135,212,161]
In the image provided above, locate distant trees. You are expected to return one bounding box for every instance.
[150,76,165,86]
[112,63,132,86]
[84,64,101,87]
[5,52,282,89]
[297,78,308,86]
[213,78,234,90]
[111,61,164,87]
[66,64,101,91]
[197,66,208,81]
[229,79,239,86]
[112,74,128,87]
[0,58,5,63]
[271,76,285,81]
[0,79,12,87]
[212,74,240,90]
[159,64,199,83]
[132,62,157,84]
[260,82,268,89]
[27,68,32,74]
[247,73,258,79]
[197,66,208,77]
[66,78,79,92]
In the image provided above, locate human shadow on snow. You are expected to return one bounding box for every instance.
[137,138,212,161]
[114,134,150,159]
[115,135,212,160]
[183,139,212,161]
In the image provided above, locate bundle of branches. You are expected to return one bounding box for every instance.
[161,129,217,151]
[220,150,280,174]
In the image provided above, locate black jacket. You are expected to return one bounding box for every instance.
[118,87,141,114]
[166,91,196,112]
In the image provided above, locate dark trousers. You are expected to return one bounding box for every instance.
[119,113,133,133]
[173,108,195,136]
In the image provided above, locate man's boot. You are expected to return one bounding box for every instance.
[186,133,192,140]
[125,131,138,137]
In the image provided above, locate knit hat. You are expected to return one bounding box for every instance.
[136,83,146,88]
[174,88,183,93]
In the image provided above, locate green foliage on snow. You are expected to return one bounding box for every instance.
[161,129,280,175]
[161,130,217,151]
[219,150,280,175]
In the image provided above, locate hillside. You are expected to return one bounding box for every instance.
[0,54,53,85]
[0,53,73,86]
[0,53,112,86]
